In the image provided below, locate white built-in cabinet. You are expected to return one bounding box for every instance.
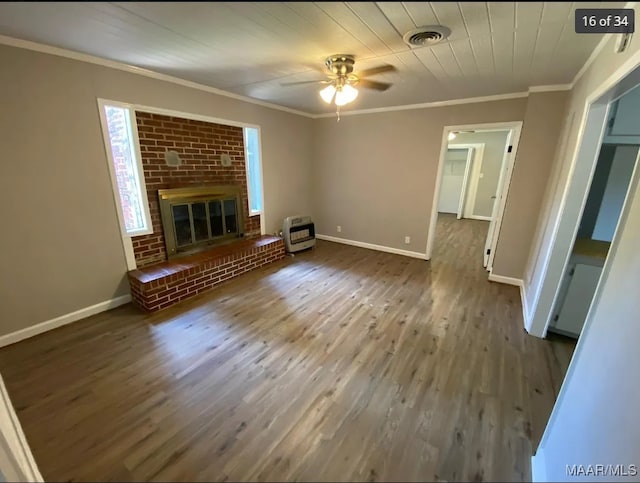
[603,85,640,144]
[549,240,609,339]
[550,263,602,338]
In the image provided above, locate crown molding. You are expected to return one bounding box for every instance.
[528,84,572,93]
[0,34,315,119]
[0,32,587,121]
[312,91,530,118]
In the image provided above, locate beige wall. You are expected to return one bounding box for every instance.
[312,93,567,280]
[0,44,313,336]
[0,41,573,338]
[491,91,570,278]
[450,130,510,218]
[312,99,527,253]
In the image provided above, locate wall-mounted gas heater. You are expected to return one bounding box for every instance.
[282,215,316,253]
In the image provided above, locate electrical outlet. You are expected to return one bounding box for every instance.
[337,225,342,233]
[404,236,411,244]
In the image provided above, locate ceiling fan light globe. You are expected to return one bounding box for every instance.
[335,84,358,106]
[319,84,336,104]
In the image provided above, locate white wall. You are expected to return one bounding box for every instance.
[604,82,640,144]
[533,158,640,481]
[577,145,616,239]
[592,145,638,241]
[438,149,468,214]
[450,130,510,217]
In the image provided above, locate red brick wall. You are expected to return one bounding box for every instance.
[132,112,261,267]
[128,237,285,312]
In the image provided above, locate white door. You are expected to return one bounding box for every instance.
[438,148,470,214]
[483,197,499,267]
[457,148,475,219]
[484,132,513,267]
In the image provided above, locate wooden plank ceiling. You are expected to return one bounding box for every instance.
[0,2,622,114]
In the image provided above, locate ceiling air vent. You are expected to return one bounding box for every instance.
[403,26,451,48]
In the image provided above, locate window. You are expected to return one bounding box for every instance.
[99,101,152,236]
[243,127,264,216]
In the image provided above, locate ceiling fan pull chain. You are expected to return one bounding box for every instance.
[336,105,341,122]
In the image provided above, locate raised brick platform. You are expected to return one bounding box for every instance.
[128,236,285,312]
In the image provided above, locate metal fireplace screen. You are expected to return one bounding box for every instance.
[158,186,244,258]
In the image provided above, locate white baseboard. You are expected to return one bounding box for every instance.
[0,294,131,348]
[467,215,492,221]
[488,274,532,332]
[316,234,428,260]
[488,273,523,286]
[520,282,532,330]
[531,450,547,482]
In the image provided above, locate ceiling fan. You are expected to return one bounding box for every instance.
[281,54,396,108]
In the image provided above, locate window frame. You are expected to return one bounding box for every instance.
[243,126,265,218]
[97,99,267,270]
[97,99,153,237]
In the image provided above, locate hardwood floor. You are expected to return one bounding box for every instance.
[0,214,575,482]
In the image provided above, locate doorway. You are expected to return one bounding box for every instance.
[538,84,640,340]
[427,122,522,272]
[527,69,640,339]
[436,144,484,219]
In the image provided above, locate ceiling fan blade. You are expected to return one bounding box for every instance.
[358,79,393,91]
[356,64,397,77]
[280,79,331,86]
[300,62,333,74]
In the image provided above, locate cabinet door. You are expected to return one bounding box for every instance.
[610,88,640,136]
[553,263,602,338]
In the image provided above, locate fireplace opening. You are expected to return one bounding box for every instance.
[159,186,244,258]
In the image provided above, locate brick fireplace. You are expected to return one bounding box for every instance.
[127,111,285,312]
[132,111,261,268]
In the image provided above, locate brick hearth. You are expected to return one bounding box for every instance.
[128,236,285,312]
[125,111,284,312]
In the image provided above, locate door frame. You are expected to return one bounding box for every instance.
[485,128,517,271]
[447,143,486,219]
[0,374,43,481]
[426,121,523,262]
[526,62,640,338]
[465,143,489,221]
